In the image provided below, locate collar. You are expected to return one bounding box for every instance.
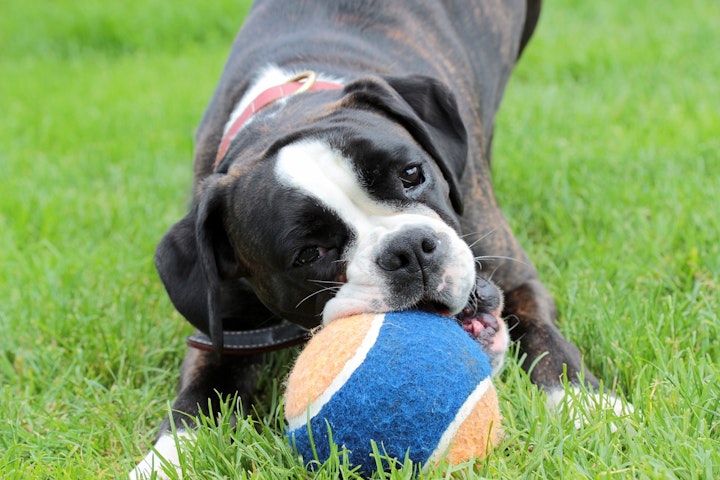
[187,320,311,356]
[214,71,344,170]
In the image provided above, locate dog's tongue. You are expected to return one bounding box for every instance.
[462,317,486,337]
[460,312,498,340]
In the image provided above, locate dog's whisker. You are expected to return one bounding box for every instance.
[474,255,529,266]
[459,231,481,240]
[464,229,498,249]
[474,256,515,273]
[295,285,341,308]
[487,265,501,283]
[505,315,520,333]
[308,279,344,286]
[460,229,496,240]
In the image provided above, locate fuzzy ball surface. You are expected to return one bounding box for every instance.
[285,310,501,473]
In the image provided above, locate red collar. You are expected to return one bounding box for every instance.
[214,71,343,170]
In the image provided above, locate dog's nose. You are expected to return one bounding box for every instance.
[377,227,447,274]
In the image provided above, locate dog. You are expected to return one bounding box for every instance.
[130,0,630,477]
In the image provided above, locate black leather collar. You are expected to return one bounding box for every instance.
[186,320,310,356]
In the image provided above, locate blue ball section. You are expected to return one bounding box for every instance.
[287,310,492,473]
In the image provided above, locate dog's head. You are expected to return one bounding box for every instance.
[156,74,507,367]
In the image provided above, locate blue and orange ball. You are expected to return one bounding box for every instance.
[284,310,501,473]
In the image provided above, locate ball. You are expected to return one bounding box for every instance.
[284,310,502,473]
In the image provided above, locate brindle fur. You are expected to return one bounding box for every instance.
[154,0,600,439]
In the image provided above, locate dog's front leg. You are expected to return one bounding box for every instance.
[129,346,266,480]
[464,204,632,420]
[503,278,599,389]
[503,278,633,423]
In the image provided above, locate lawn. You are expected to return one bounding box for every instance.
[1,0,718,478]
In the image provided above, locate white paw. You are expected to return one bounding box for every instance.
[129,430,193,480]
[546,386,635,431]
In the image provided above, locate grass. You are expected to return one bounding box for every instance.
[0,0,717,478]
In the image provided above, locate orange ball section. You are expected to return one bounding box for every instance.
[285,314,376,420]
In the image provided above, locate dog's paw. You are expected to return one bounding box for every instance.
[546,386,635,431]
[129,431,192,480]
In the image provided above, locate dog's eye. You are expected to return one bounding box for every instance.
[400,165,424,189]
[293,246,328,267]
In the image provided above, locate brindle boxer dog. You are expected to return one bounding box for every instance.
[131,0,630,477]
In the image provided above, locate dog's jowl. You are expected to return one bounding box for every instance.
[130,1,629,477]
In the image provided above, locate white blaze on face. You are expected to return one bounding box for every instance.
[274,139,475,323]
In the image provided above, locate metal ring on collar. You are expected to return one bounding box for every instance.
[287,70,318,94]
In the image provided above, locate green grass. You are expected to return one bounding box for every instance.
[1,0,718,478]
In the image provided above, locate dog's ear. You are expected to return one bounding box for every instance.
[343,75,467,214]
[155,176,245,352]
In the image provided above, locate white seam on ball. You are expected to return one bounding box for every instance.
[425,376,493,468]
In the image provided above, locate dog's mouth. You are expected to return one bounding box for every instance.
[415,300,452,316]
[456,306,499,344]
[414,278,503,348]
[416,301,499,342]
